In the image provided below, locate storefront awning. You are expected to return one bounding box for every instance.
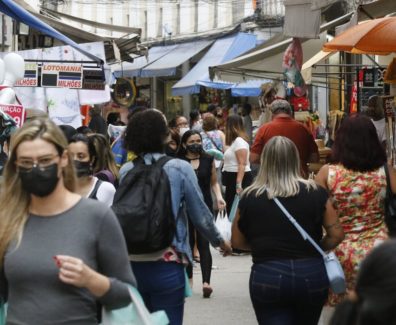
[301,50,336,84]
[0,0,103,64]
[112,45,178,78]
[140,40,212,77]
[209,13,352,83]
[172,33,257,96]
[231,79,270,97]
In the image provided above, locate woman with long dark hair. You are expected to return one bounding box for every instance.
[222,115,253,215]
[316,114,396,306]
[68,134,116,206]
[232,136,344,324]
[178,129,225,298]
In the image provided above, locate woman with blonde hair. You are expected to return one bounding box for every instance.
[232,136,344,325]
[222,114,252,215]
[0,118,135,324]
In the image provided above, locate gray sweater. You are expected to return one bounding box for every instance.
[0,198,136,325]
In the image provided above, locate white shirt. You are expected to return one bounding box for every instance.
[222,137,251,172]
[87,177,116,207]
[371,118,386,143]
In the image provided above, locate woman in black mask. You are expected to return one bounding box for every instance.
[68,133,116,206]
[178,129,226,298]
[0,118,136,324]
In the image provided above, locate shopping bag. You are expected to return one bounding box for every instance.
[102,285,169,325]
[215,210,231,242]
[228,195,239,222]
[0,301,6,325]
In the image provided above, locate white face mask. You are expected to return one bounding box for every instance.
[179,127,190,136]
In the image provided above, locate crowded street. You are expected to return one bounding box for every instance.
[0,0,396,325]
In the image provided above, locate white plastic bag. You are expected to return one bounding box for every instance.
[215,210,231,242]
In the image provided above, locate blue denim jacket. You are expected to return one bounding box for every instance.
[119,153,223,262]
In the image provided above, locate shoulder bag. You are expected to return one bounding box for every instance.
[273,197,346,294]
[384,164,396,236]
[102,285,169,325]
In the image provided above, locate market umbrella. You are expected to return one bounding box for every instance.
[323,17,396,55]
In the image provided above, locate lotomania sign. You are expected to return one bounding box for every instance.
[41,64,83,89]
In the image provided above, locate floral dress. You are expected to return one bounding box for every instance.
[327,164,388,306]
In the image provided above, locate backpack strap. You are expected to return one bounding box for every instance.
[88,179,103,200]
[204,132,222,152]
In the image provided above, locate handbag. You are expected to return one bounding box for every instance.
[384,164,396,236]
[101,285,169,325]
[273,197,346,294]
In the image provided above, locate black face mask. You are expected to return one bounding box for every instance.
[74,160,92,178]
[165,146,177,157]
[186,143,203,154]
[19,163,59,197]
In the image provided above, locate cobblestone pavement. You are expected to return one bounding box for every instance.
[184,249,257,325]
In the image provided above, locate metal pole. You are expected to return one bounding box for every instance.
[1,15,5,52]
[356,67,360,113]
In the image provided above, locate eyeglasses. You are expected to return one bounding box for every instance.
[16,154,59,171]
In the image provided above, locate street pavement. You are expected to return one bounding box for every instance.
[183,249,257,325]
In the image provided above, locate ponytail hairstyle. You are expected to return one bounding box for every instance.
[330,240,396,325]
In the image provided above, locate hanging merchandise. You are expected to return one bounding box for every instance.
[290,95,310,112]
[282,38,307,98]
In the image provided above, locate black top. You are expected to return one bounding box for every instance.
[180,154,214,212]
[238,183,328,263]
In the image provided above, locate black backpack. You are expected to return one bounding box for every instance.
[112,156,175,254]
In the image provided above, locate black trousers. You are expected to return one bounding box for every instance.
[186,218,212,283]
[222,171,253,216]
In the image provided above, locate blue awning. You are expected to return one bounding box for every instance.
[112,45,178,78]
[231,79,270,97]
[140,40,212,77]
[172,33,257,96]
[0,0,102,63]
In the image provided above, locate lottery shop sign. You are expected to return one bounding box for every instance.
[0,104,26,127]
[41,64,83,89]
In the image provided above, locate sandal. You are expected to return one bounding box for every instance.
[202,285,213,298]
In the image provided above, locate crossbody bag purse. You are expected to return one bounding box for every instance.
[273,197,346,294]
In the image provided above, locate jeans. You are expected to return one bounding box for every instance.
[249,258,329,325]
[131,261,185,325]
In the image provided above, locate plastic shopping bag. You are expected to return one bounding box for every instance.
[229,195,239,222]
[215,210,231,242]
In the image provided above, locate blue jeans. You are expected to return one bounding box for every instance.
[249,258,329,325]
[131,261,185,325]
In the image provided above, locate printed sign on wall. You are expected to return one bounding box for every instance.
[0,104,26,127]
[41,64,83,89]
[15,63,38,87]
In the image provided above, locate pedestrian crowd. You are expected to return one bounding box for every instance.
[0,98,395,325]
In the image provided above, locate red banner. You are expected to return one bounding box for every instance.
[0,104,26,127]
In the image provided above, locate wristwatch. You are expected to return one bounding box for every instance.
[236,183,242,190]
